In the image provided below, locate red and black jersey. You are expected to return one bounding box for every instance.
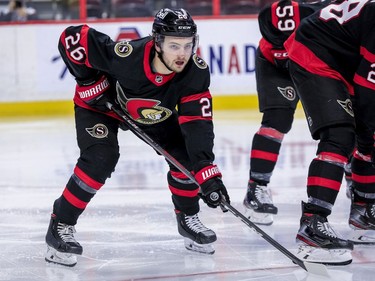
[285,0,375,95]
[59,24,215,168]
[258,0,329,66]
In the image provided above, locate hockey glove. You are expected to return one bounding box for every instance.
[76,73,112,112]
[195,164,230,208]
[271,48,289,70]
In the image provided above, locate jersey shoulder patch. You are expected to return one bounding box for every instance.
[114,41,133,58]
[193,54,208,69]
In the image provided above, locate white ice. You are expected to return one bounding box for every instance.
[0,110,374,281]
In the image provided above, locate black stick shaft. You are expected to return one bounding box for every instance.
[220,200,307,271]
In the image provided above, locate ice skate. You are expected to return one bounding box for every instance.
[45,214,83,266]
[296,203,353,265]
[243,182,278,225]
[176,211,216,254]
[348,202,375,244]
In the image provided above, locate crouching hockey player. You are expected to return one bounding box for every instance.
[45,7,230,266]
[285,0,375,265]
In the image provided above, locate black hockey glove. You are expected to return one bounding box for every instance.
[76,72,112,112]
[195,164,230,208]
[271,48,289,70]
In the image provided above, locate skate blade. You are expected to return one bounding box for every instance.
[45,245,78,267]
[244,208,273,225]
[184,238,215,254]
[303,261,329,277]
[349,230,375,245]
[296,245,352,266]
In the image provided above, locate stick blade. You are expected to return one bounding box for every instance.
[303,261,329,277]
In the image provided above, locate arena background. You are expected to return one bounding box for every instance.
[0,15,265,117]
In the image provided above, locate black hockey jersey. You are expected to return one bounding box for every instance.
[258,0,330,67]
[58,25,215,169]
[285,0,375,95]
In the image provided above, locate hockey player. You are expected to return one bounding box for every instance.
[285,0,375,265]
[243,0,332,225]
[45,8,230,267]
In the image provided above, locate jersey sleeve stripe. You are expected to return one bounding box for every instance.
[271,2,279,28]
[80,25,93,68]
[259,38,275,64]
[360,46,375,62]
[178,115,212,124]
[180,91,211,104]
[354,73,375,90]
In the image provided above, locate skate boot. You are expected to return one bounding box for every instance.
[45,214,83,266]
[176,210,217,254]
[243,181,278,225]
[348,202,375,244]
[296,203,353,265]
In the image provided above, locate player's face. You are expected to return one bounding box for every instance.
[159,36,194,73]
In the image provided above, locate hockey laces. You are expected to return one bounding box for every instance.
[369,204,375,219]
[185,214,209,233]
[254,186,273,204]
[57,222,77,243]
[317,220,338,239]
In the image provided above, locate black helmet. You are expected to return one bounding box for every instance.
[152,8,197,38]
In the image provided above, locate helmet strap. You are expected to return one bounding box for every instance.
[155,46,174,72]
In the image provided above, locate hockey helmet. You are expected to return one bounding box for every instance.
[152,8,197,38]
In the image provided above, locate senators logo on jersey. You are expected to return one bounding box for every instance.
[85,124,109,138]
[114,41,133,58]
[126,99,172,124]
[277,86,296,101]
[337,99,354,117]
[193,54,207,69]
[116,81,172,124]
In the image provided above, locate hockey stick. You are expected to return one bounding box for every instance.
[220,200,328,276]
[106,101,328,276]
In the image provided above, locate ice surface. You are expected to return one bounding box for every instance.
[0,111,374,280]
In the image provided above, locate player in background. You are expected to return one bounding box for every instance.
[44,8,230,267]
[285,0,375,265]
[243,0,332,225]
